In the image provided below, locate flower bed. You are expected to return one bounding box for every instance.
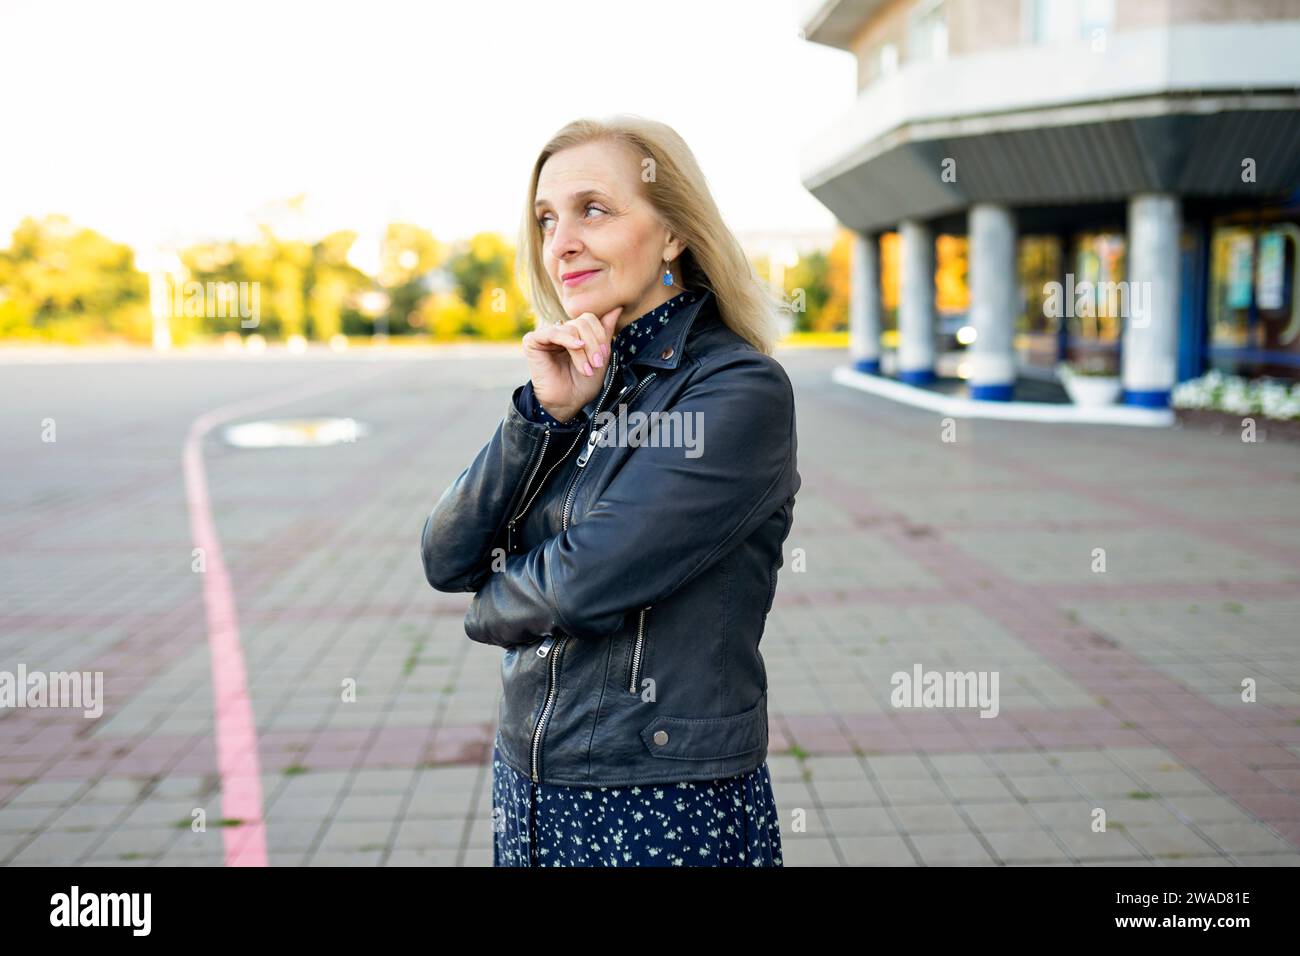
[1172,370,1300,441]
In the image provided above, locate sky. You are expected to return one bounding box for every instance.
[0,0,856,255]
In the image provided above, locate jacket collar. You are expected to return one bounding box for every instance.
[623,287,714,371]
[579,289,715,419]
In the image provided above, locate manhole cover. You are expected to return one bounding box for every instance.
[221,418,369,448]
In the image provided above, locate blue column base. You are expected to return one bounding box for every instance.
[898,368,936,386]
[969,382,1014,401]
[1122,388,1171,408]
[853,357,881,374]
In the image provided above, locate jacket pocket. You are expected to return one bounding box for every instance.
[639,690,768,761]
[627,605,652,695]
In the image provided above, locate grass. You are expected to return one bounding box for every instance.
[174,816,245,828]
[403,642,423,675]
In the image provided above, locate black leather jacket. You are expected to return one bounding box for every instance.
[420,289,800,787]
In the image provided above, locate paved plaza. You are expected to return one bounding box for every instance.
[1,347,1298,866]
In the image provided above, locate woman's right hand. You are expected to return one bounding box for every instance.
[522,305,623,422]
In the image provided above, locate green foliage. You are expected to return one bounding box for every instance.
[0,215,148,342]
[752,234,846,334]
[441,233,532,339]
[0,210,827,345]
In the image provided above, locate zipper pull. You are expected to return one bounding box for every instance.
[536,635,557,657]
[506,519,516,554]
[574,427,604,469]
[574,369,637,470]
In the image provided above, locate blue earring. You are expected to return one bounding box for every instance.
[662,259,674,287]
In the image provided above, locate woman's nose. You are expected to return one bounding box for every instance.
[548,217,584,256]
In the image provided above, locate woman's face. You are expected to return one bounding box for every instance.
[535,140,684,329]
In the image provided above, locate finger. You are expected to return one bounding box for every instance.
[531,321,583,353]
[600,306,623,341]
[522,329,556,353]
[569,313,606,369]
[563,320,597,377]
[584,310,615,365]
[539,318,592,376]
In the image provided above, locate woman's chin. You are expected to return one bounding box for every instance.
[563,292,602,318]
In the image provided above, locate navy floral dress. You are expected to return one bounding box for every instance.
[495,287,784,867]
[491,735,783,867]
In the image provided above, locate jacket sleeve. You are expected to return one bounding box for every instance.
[420,383,584,593]
[516,380,546,423]
[464,350,799,646]
[519,378,584,427]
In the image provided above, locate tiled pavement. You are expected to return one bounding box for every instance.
[1,347,1299,866]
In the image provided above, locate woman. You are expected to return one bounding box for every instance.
[421,115,800,867]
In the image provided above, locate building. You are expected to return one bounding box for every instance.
[800,0,1300,404]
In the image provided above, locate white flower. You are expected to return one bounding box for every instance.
[1173,370,1299,419]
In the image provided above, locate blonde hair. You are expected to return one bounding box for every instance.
[516,114,782,355]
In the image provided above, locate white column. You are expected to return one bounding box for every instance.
[898,219,935,384]
[968,203,1017,400]
[1123,194,1181,406]
[850,231,882,373]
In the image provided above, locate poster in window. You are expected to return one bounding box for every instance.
[1256,231,1284,311]
[1226,234,1254,310]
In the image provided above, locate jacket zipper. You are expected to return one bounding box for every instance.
[530,631,569,782]
[506,427,585,553]
[628,605,652,694]
[505,429,550,555]
[525,354,653,782]
[562,370,658,532]
[506,354,622,553]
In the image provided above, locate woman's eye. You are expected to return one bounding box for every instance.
[538,204,606,231]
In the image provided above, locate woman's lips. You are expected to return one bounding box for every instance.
[562,269,599,287]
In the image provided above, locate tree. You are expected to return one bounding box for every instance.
[445,233,531,338]
[0,215,148,342]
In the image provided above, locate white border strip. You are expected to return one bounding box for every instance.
[832,365,1174,427]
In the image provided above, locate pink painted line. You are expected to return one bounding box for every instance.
[182,366,394,867]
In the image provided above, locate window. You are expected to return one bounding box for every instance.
[863,41,899,85]
[879,42,898,77]
[1030,0,1114,45]
[1208,222,1300,380]
[907,0,947,64]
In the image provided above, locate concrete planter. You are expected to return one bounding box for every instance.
[1174,407,1300,442]
[1060,370,1121,407]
